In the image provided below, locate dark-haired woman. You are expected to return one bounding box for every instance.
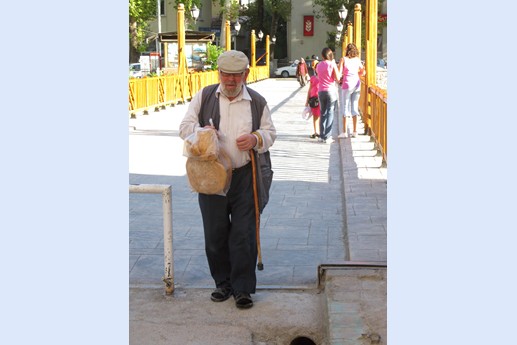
[315,47,340,143]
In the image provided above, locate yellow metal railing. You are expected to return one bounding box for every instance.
[129,66,269,115]
[359,78,387,163]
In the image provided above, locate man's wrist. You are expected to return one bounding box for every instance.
[251,132,263,149]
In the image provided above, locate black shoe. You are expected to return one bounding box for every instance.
[210,287,232,302]
[310,133,319,139]
[234,292,253,309]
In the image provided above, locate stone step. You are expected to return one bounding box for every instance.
[352,149,379,157]
[352,154,384,168]
[351,140,376,151]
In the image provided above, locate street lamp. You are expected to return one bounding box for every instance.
[190,5,200,22]
[337,4,347,50]
[234,21,241,50]
[271,35,276,43]
[336,21,344,34]
[258,30,264,41]
[338,4,348,21]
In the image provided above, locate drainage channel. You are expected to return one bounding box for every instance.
[289,336,317,345]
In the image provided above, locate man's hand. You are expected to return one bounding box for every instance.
[236,134,257,151]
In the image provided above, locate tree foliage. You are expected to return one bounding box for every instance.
[312,0,386,32]
[172,0,203,23]
[205,42,225,70]
[312,0,386,54]
[312,0,363,27]
[129,0,157,62]
[240,0,291,44]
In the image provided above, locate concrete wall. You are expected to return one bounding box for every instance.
[289,1,337,62]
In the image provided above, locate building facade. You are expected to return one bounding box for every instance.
[146,1,386,64]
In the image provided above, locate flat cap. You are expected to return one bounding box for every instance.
[217,50,249,73]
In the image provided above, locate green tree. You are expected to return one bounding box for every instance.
[172,0,204,29]
[240,0,291,59]
[312,0,386,53]
[205,42,225,70]
[129,0,157,63]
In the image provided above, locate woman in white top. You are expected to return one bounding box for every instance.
[338,43,365,138]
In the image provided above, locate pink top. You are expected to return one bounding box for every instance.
[316,60,338,92]
[309,76,320,117]
[341,57,364,90]
[309,76,319,97]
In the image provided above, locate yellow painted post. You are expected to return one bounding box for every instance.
[347,22,353,47]
[225,20,231,51]
[342,38,346,58]
[364,0,378,135]
[354,4,362,53]
[266,35,270,72]
[251,30,256,68]
[177,3,189,101]
[367,0,377,87]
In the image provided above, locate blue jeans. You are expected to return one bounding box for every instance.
[318,90,338,141]
[342,84,361,117]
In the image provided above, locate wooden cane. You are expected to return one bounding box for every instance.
[249,149,263,270]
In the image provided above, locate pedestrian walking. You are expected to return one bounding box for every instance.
[296,58,308,87]
[179,50,277,309]
[305,64,321,139]
[337,43,365,138]
[316,47,340,143]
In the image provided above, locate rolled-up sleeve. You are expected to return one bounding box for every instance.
[254,104,276,154]
[179,91,203,140]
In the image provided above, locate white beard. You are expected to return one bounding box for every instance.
[220,83,243,98]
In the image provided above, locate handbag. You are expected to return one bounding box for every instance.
[308,96,319,108]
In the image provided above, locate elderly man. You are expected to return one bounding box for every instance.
[179,50,276,309]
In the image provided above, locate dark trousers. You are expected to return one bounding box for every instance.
[198,163,258,294]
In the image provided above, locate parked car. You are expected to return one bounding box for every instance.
[129,63,143,78]
[274,60,299,78]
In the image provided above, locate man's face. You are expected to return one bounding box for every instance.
[219,70,249,98]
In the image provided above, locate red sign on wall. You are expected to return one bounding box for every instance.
[303,16,314,36]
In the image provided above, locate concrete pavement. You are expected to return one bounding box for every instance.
[129,77,387,344]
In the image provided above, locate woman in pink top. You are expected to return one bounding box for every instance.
[315,47,340,143]
[338,43,365,138]
[305,64,320,138]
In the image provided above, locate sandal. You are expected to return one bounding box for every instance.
[210,286,232,302]
[234,291,253,309]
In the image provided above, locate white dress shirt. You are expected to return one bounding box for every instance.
[179,85,276,169]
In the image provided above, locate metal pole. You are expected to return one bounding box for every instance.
[354,4,362,54]
[364,0,378,135]
[161,186,173,295]
[251,30,256,68]
[177,4,188,101]
[266,35,270,72]
[347,22,353,48]
[156,0,162,57]
[225,20,231,51]
[129,184,174,295]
